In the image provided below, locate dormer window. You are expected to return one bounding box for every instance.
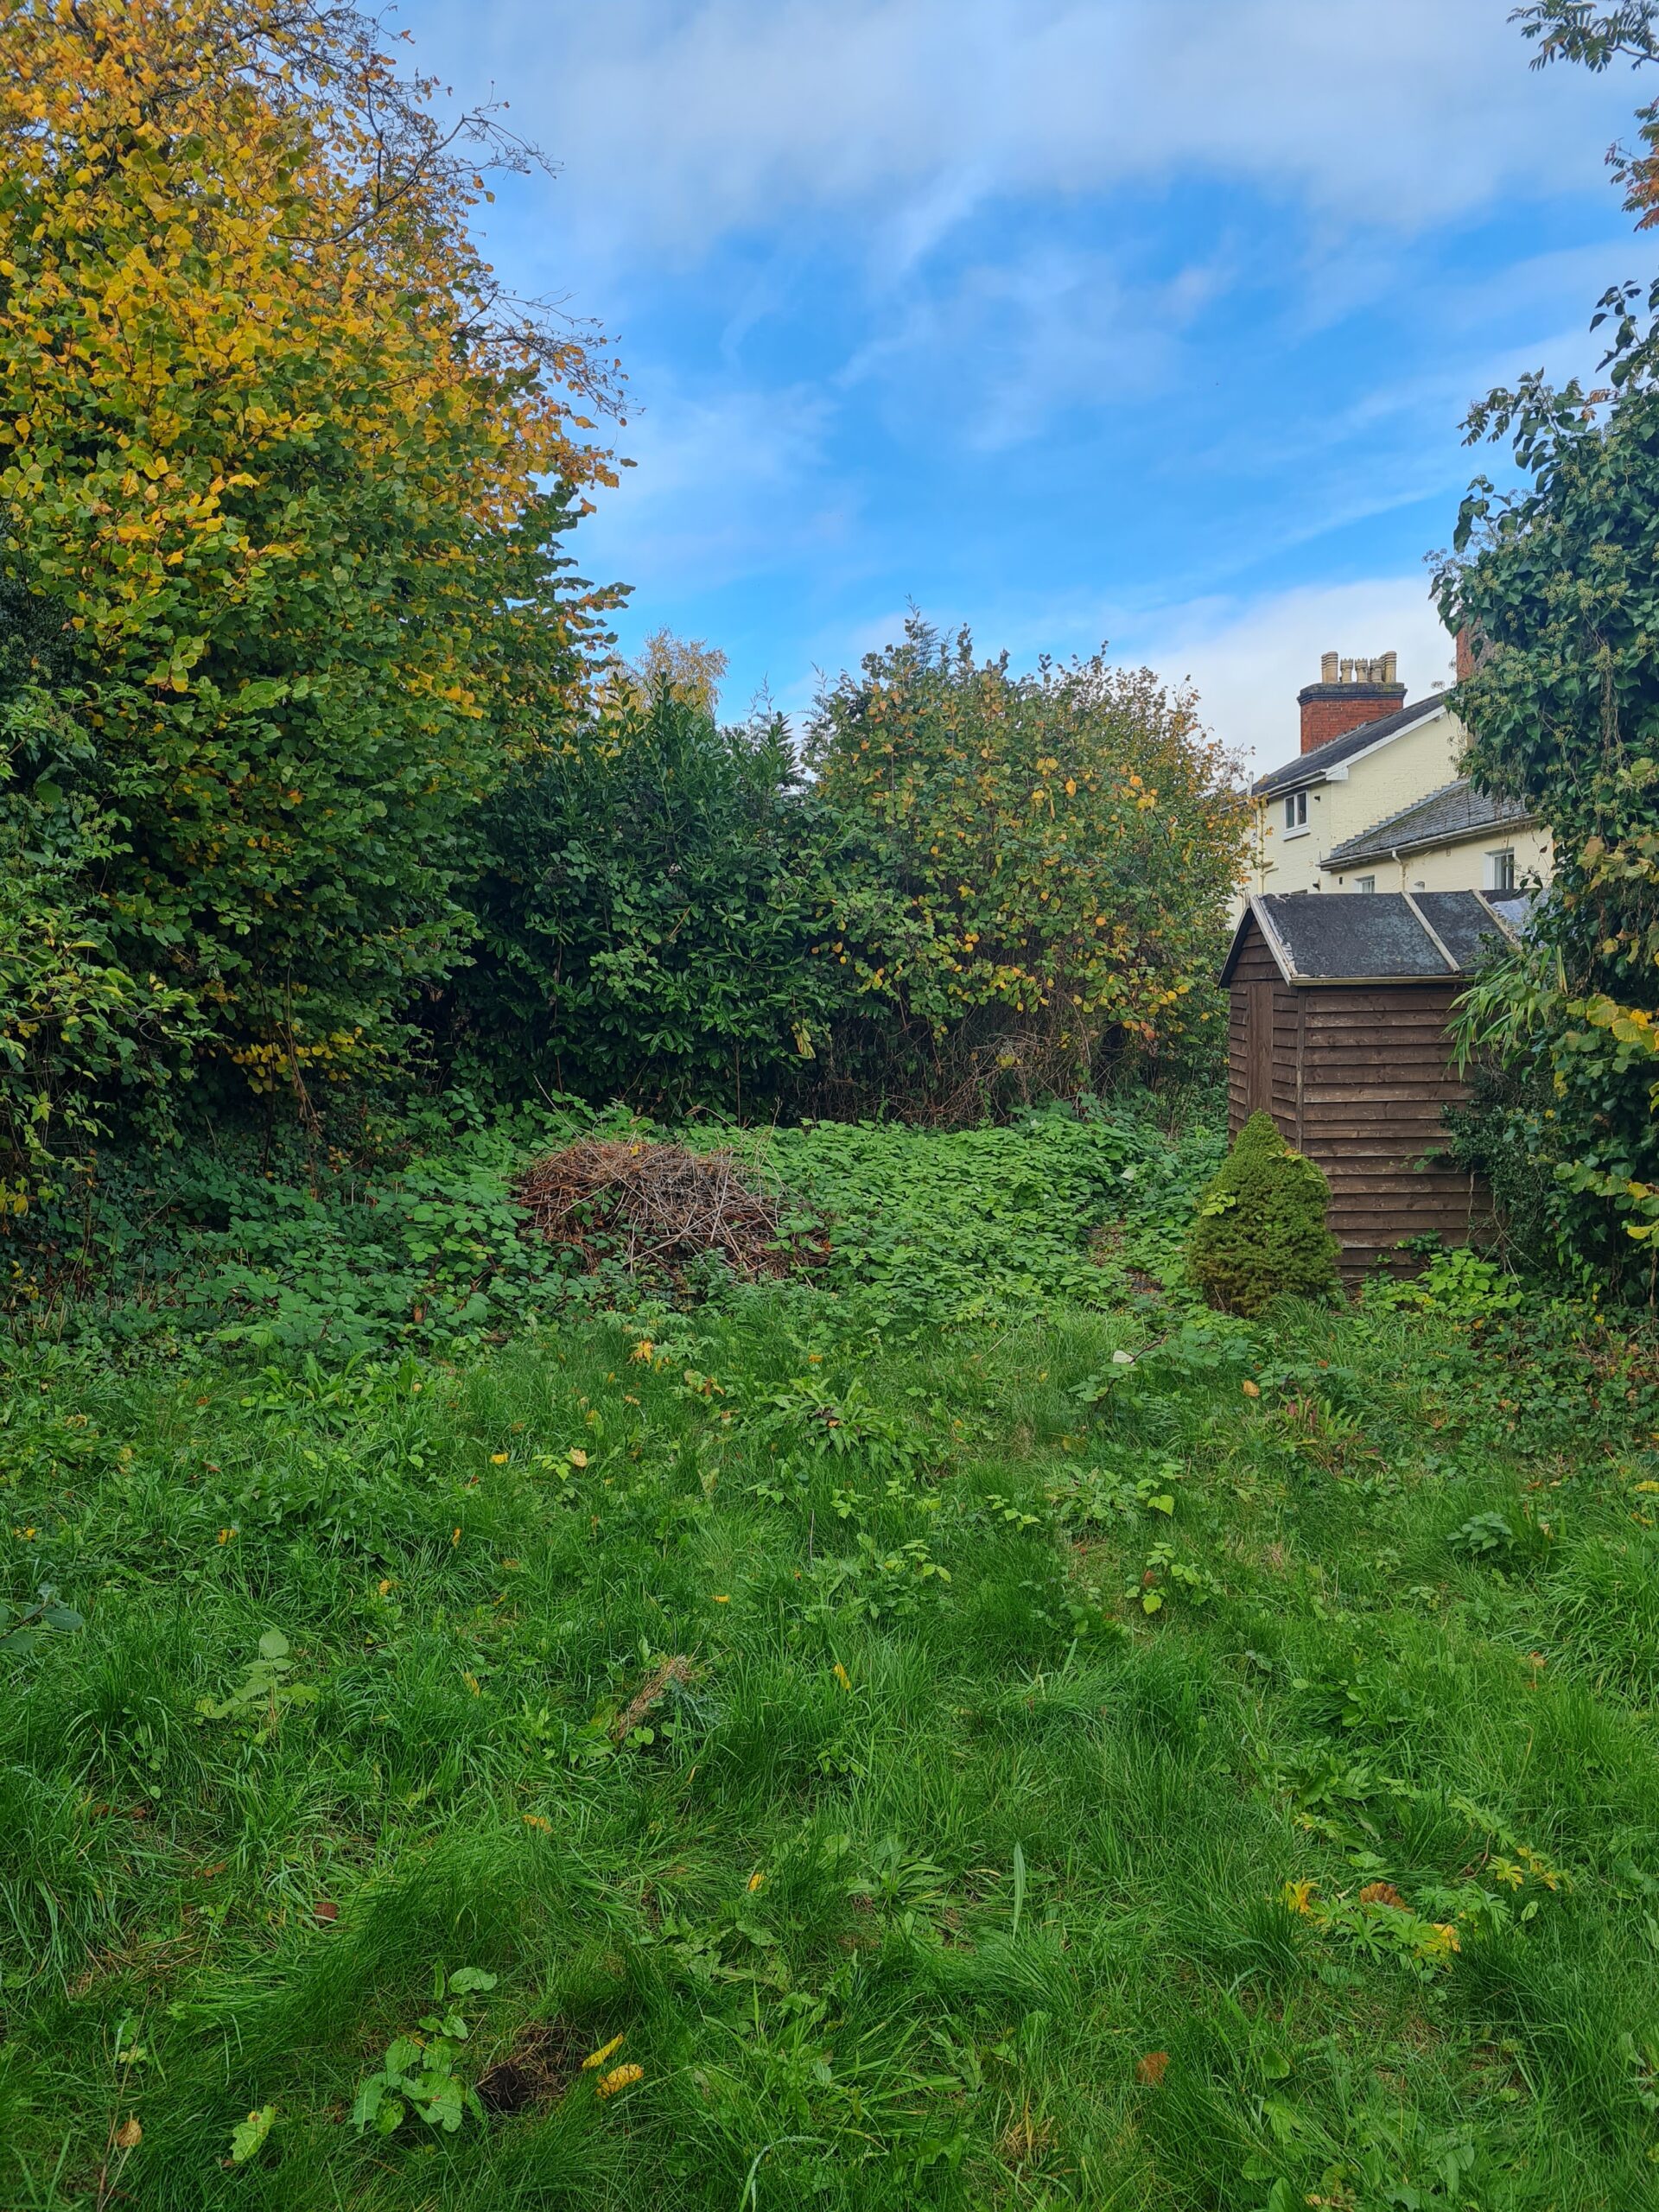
[1283,791,1308,832]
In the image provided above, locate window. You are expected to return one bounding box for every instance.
[1355,874,1376,893]
[1283,790,1308,832]
[1487,848,1516,893]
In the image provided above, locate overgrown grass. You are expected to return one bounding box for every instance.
[3,1114,1659,2209]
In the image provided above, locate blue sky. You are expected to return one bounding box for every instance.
[400,0,1646,773]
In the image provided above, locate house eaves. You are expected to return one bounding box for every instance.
[1252,696,1451,800]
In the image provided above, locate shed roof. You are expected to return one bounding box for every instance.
[1319,778,1535,872]
[1219,891,1525,987]
[1252,695,1448,799]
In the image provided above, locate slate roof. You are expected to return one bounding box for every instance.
[1319,778,1535,872]
[1252,694,1449,799]
[1219,890,1527,987]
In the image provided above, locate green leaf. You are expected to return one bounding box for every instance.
[445,1967,497,1994]
[229,2105,277,2164]
[350,2078,385,2133]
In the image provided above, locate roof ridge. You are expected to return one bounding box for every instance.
[1252,692,1446,798]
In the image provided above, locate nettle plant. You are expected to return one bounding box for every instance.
[195,1630,316,1733]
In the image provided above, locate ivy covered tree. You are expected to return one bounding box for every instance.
[806,619,1248,1109]
[0,0,624,1111]
[1434,5,1659,1287]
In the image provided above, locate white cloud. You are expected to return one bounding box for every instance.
[408,0,1636,263]
[750,577,1453,777]
[839,243,1224,448]
[581,376,851,591]
[1119,575,1458,779]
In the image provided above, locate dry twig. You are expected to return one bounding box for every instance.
[513,1139,825,1286]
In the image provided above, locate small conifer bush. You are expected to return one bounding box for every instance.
[1187,1110,1343,1316]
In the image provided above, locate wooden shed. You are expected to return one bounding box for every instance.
[1220,891,1528,1277]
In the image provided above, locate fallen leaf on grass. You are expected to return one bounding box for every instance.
[229,2106,276,2164]
[114,2117,143,2150]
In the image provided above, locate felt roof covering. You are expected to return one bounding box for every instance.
[1319,778,1535,872]
[1219,891,1526,987]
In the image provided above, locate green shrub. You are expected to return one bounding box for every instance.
[1186,1110,1342,1316]
[453,690,850,1112]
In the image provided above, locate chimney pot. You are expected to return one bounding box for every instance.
[1296,648,1408,755]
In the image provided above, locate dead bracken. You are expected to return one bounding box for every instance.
[513,1138,826,1287]
[610,1655,696,1743]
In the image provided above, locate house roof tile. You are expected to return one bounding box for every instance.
[1252,694,1449,798]
[1318,777,1535,871]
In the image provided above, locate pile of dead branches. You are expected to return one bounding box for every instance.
[514,1137,824,1286]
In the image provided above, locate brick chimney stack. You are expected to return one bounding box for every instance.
[1297,651,1405,756]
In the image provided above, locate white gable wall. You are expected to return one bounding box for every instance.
[1243,703,1554,897]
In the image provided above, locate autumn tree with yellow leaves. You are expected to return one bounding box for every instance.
[807,619,1249,1107]
[0,0,624,1127]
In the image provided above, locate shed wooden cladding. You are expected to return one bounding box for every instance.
[1221,892,1529,1277]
